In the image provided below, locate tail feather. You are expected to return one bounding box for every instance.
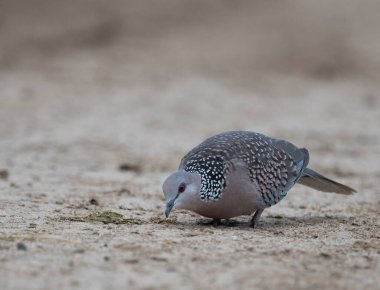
[298,168,356,195]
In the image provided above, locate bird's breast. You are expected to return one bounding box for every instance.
[190,162,264,219]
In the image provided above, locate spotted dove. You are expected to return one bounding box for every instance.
[162,131,356,227]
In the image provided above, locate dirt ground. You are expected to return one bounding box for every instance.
[1,1,380,290]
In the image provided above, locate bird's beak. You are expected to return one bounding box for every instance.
[165,194,179,218]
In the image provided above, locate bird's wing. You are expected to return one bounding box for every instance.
[241,136,309,207]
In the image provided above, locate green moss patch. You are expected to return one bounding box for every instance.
[57,211,143,225]
[150,215,177,224]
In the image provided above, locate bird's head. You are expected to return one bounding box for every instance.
[162,171,202,218]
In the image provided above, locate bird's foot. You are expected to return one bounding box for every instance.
[211,219,222,227]
[203,219,222,227]
[201,219,238,227]
[224,219,238,227]
[250,209,264,228]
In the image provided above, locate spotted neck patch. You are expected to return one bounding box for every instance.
[183,154,228,201]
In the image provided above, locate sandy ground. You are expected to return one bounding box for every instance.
[1,1,380,290]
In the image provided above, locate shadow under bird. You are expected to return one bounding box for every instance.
[162,131,356,227]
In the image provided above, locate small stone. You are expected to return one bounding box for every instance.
[320,252,331,259]
[118,188,131,194]
[123,258,139,264]
[151,256,167,262]
[73,248,85,254]
[0,170,9,179]
[16,242,27,251]
[118,163,141,173]
[89,198,99,205]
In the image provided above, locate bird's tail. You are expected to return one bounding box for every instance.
[298,168,356,195]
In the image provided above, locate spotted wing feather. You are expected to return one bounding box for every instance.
[252,137,309,207]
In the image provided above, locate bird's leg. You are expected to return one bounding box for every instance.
[212,219,222,227]
[224,219,237,227]
[251,209,264,228]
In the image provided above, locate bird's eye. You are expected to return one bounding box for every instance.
[178,183,186,193]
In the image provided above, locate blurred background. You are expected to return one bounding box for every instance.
[1,0,380,163]
[1,0,380,171]
[1,0,380,82]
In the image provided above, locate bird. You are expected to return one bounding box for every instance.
[162,131,356,227]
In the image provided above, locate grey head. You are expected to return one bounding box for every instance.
[162,171,202,217]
